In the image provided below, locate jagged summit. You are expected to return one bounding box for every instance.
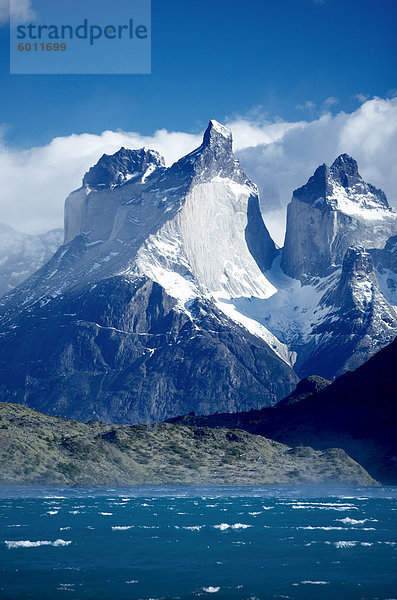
[83,147,165,190]
[166,118,246,186]
[330,153,359,179]
[282,154,396,279]
[203,119,233,147]
[293,153,390,213]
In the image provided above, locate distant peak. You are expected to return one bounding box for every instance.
[202,119,233,150]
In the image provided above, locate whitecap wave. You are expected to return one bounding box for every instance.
[338,517,370,525]
[203,586,220,593]
[175,525,205,531]
[5,539,71,549]
[291,503,358,511]
[214,523,252,530]
[111,526,133,531]
[297,526,344,530]
[334,541,358,548]
[44,496,66,499]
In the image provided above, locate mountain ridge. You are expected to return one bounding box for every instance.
[0,121,396,423]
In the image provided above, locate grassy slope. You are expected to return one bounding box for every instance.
[0,402,376,487]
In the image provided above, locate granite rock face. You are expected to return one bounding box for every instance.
[281,154,397,280]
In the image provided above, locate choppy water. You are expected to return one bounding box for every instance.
[0,486,396,600]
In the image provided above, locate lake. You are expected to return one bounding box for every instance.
[0,485,396,599]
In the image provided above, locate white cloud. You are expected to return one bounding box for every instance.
[0,0,36,25]
[296,100,316,111]
[323,96,338,108]
[0,97,396,247]
[236,97,397,243]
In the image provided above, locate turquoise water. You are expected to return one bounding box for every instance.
[0,486,396,600]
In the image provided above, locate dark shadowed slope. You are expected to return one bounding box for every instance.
[169,337,397,483]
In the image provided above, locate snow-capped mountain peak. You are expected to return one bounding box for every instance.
[82,147,165,191]
[203,119,233,146]
[0,120,298,423]
[282,154,397,279]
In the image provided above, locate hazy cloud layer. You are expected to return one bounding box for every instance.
[0,97,396,245]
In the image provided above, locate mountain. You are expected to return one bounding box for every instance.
[253,156,397,378]
[0,223,63,298]
[0,123,395,423]
[169,336,397,484]
[0,401,377,487]
[281,154,396,280]
[0,121,297,423]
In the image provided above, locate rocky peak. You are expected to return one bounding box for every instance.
[83,147,165,190]
[293,154,389,212]
[293,163,329,206]
[169,119,248,186]
[281,155,396,280]
[202,119,233,153]
[330,153,359,185]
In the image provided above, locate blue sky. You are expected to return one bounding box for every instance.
[0,0,396,148]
